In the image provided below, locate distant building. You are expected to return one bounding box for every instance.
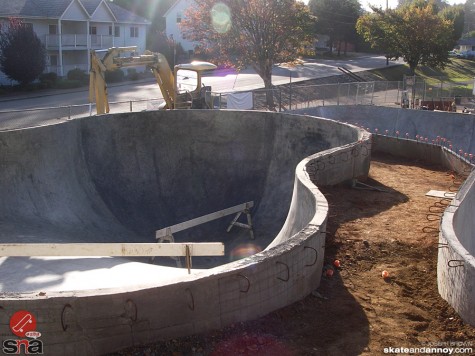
[457,37,475,52]
[0,0,149,84]
[164,0,196,54]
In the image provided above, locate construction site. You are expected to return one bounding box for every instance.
[0,49,474,354]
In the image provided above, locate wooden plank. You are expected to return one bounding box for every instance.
[0,243,224,257]
[155,201,254,238]
[426,190,455,199]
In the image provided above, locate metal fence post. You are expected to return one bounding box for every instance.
[289,82,292,111]
[279,87,282,112]
[356,83,359,105]
[384,81,388,103]
[347,83,350,105]
[130,101,132,112]
[397,81,400,104]
[68,106,71,120]
[370,82,375,105]
[337,83,340,106]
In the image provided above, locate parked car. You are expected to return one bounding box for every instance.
[457,50,475,59]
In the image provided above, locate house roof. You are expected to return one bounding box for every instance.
[163,0,192,17]
[107,2,149,24]
[0,0,72,18]
[0,0,149,23]
[458,38,475,46]
[80,0,102,16]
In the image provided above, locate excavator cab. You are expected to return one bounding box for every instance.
[89,46,216,114]
[174,62,216,109]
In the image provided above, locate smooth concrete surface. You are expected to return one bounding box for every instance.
[0,110,371,354]
[296,105,475,327]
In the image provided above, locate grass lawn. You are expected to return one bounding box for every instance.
[369,57,475,83]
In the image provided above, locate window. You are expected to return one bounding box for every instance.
[23,23,33,30]
[89,26,97,35]
[109,25,120,37]
[49,24,57,35]
[130,26,138,38]
[176,12,182,23]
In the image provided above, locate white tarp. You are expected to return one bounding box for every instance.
[227,92,253,110]
[146,100,164,110]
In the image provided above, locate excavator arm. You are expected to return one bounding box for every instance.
[89,46,216,114]
[89,47,176,114]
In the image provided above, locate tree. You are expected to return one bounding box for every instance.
[463,30,475,38]
[398,0,449,10]
[357,1,456,74]
[0,18,46,85]
[180,0,314,109]
[464,0,475,34]
[356,8,401,64]
[308,0,362,56]
[439,5,464,41]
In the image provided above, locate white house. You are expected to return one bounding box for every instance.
[0,0,149,84]
[164,0,196,54]
[457,38,475,52]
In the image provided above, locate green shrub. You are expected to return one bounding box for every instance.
[55,79,83,89]
[105,69,125,83]
[67,68,88,82]
[38,72,58,88]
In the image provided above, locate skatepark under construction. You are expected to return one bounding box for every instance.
[0,107,474,355]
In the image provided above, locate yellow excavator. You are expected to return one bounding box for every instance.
[89,46,217,114]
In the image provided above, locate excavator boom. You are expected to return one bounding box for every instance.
[89,46,216,114]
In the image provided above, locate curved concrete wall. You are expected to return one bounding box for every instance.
[0,111,359,246]
[298,105,475,155]
[439,173,475,326]
[0,110,371,354]
[296,105,475,327]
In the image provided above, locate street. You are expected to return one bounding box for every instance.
[0,54,401,112]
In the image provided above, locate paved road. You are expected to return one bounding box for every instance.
[0,55,401,112]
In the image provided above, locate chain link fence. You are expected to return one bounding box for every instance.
[0,78,473,131]
[212,81,404,111]
[407,75,473,100]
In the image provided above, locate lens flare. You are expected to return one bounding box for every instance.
[211,3,231,34]
[230,243,262,261]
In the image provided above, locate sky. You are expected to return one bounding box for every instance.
[361,0,466,11]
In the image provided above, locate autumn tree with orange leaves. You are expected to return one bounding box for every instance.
[181,0,314,108]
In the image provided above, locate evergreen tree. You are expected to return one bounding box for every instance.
[0,18,46,85]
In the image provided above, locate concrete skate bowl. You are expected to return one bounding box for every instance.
[295,105,475,328]
[0,110,371,354]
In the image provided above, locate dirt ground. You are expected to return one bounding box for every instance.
[112,152,475,356]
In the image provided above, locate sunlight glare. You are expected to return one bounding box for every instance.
[211,3,232,34]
